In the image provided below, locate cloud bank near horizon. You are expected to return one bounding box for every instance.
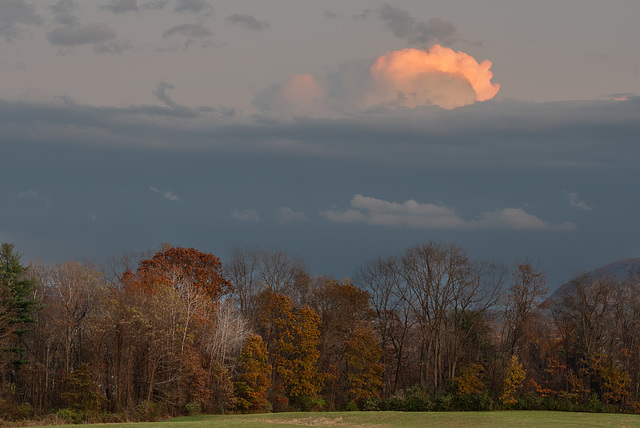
[321,195,575,231]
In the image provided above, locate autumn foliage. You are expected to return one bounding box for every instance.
[3,241,640,419]
[123,243,232,300]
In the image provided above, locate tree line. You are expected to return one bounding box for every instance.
[1,241,639,422]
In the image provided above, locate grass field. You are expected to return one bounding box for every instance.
[32,411,640,428]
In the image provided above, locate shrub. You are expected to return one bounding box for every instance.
[431,392,454,411]
[184,401,202,416]
[403,385,433,411]
[379,395,404,411]
[56,408,84,424]
[454,392,493,411]
[345,401,359,411]
[16,402,34,419]
[359,397,381,411]
[514,394,543,410]
[290,396,325,412]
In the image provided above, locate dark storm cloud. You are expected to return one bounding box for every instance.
[1,95,639,289]
[0,0,42,41]
[375,3,459,46]
[174,0,211,14]
[226,14,270,31]
[2,94,637,171]
[162,23,211,38]
[101,0,139,14]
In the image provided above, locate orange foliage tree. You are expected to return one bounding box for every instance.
[256,290,323,410]
[344,327,384,403]
[234,334,271,412]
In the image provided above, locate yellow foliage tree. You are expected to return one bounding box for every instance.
[501,355,526,406]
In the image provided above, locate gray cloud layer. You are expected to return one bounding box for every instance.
[46,0,130,54]
[1,93,638,288]
[0,0,42,41]
[174,0,210,14]
[226,14,269,31]
[47,23,117,46]
[101,0,139,14]
[162,23,211,38]
[376,4,459,46]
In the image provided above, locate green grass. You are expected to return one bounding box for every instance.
[30,411,640,428]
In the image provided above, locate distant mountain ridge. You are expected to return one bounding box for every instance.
[550,258,640,300]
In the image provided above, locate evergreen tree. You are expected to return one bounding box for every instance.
[0,243,39,369]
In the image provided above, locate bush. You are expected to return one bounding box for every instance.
[345,401,359,411]
[16,402,34,419]
[586,394,605,413]
[359,397,381,411]
[514,394,543,410]
[184,401,202,416]
[431,392,454,411]
[290,396,325,412]
[454,392,493,411]
[56,408,84,424]
[132,401,160,421]
[403,385,433,411]
[379,395,404,411]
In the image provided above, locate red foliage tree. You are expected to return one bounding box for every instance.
[123,243,232,301]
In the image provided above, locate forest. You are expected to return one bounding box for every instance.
[1,240,640,423]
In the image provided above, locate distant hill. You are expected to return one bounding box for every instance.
[550,258,640,300]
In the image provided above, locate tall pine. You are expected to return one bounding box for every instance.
[0,243,38,370]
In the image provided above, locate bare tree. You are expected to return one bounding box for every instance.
[225,247,311,322]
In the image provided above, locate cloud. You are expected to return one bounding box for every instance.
[322,195,575,231]
[375,4,459,47]
[48,0,131,54]
[47,23,117,46]
[254,45,500,114]
[471,208,576,231]
[567,192,593,211]
[162,23,211,38]
[369,46,500,108]
[150,186,181,201]
[174,0,211,14]
[140,0,169,10]
[101,0,139,14]
[321,194,465,229]
[323,11,338,20]
[151,81,203,117]
[254,73,327,115]
[18,189,39,199]
[51,0,79,26]
[94,39,132,54]
[0,0,42,41]
[226,14,269,31]
[277,207,308,224]
[230,209,260,222]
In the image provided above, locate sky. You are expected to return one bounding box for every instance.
[1,0,639,291]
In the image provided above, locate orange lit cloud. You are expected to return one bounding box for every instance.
[254,45,500,115]
[369,45,500,109]
[273,73,326,113]
[253,73,328,115]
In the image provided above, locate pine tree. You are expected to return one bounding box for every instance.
[0,243,39,369]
